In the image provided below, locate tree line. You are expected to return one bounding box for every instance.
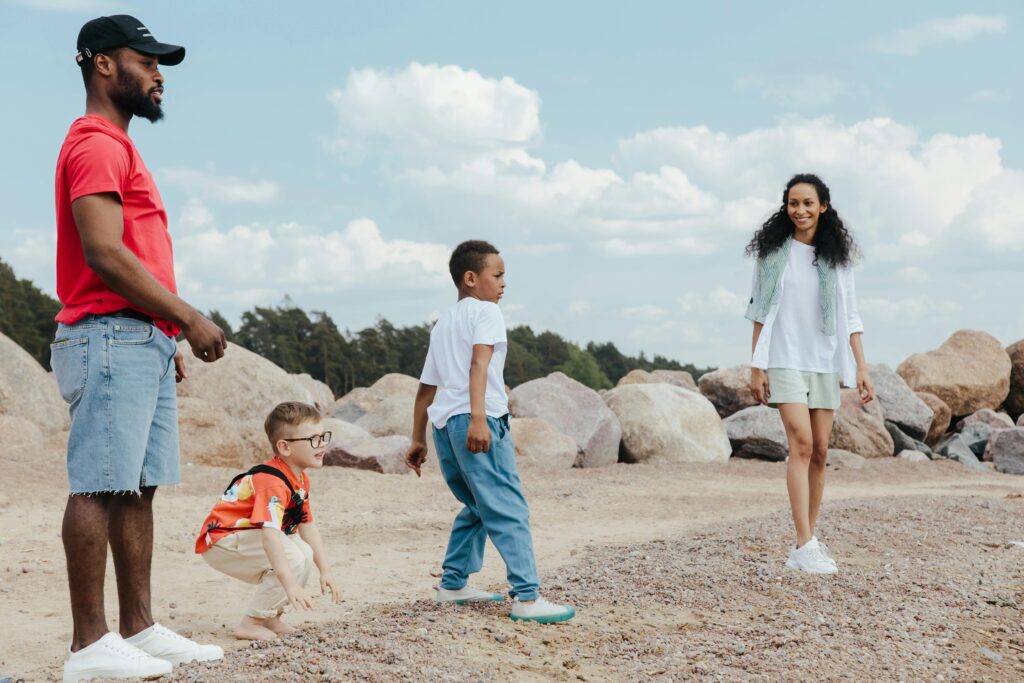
[1,258,713,393]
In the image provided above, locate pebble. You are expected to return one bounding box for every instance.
[979,647,1003,663]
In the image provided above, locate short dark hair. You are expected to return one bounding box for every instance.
[448,240,499,286]
[79,47,123,89]
[264,401,321,455]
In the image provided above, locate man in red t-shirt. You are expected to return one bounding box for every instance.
[52,15,227,682]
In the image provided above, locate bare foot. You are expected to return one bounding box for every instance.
[233,616,278,641]
[264,615,294,635]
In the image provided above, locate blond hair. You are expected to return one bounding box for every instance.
[264,401,321,455]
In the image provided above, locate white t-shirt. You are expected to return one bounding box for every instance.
[420,297,509,429]
[767,241,838,373]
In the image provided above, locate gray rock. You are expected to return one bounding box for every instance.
[830,389,894,459]
[322,433,411,474]
[935,434,989,473]
[979,647,1003,663]
[510,417,577,469]
[723,406,788,461]
[871,364,934,440]
[1019,414,1024,427]
[956,408,1015,431]
[604,384,731,464]
[697,365,757,418]
[827,449,866,469]
[960,422,996,458]
[511,372,622,468]
[884,420,933,458]
[897,449,931,463]
[332,387,384,423]
[984,427,1024,475]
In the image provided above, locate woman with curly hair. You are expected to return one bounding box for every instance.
[745,173,875,574]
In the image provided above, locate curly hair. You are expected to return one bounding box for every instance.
[744,173,858,268]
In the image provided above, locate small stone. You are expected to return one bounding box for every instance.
[494,633,508,643]
[169,602,177,609]
[417,628,428,637]
[979,647,1003,663]
[735,643,746,655]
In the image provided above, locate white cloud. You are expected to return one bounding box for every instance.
[568,300,591,316]
[619,117,1013,254]
[623,304,667,321]
[328,62,540,160]
[679,288,747,316]
[873,14,1007,56]
[967,88,1011,104]
[161,168,280,204]
[860,296,959,321]
[897,266,930,283]
[173,212,450,305]
[736,73,849,107]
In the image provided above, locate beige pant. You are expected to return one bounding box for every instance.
[202,530,314,618]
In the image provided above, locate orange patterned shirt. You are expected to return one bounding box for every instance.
[195,456,313,554]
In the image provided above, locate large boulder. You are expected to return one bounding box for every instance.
[827,449,866,469]
[870,364,933,441]
[896,330,1011,417]
[511,372,621,468]
[884,420,933,458]
[176,341,327,465]
[956,408,1014,431]
[935,433,989,473]
[332,387,385,423]
[510,417,576,469]
[0,332,68,434]
[651,369,697,391]
[916,391,952,446]
[1004,340,1024,421]
[177,396,261,468]
[616,369,696,391]
[723,405,788,461]
[353,374,419,437]
[292,373,334,412]
[321,417,410,474]
[603,383,730,464]
[829,389,894,459]
[697,365,757,418]
[0,415,44,447]
[984,428,1024,475]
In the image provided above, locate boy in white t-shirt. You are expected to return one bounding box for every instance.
[404,240,575,624]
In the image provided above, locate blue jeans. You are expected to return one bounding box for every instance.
[433,413,540,601]
[50,314,180,494]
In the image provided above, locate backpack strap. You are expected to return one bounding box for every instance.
[224,464,308,534]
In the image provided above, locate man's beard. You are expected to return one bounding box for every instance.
[111,67,164,123]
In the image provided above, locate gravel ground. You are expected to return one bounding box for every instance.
[165,493,1024,682]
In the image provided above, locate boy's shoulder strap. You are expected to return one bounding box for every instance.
[224,464,297,497]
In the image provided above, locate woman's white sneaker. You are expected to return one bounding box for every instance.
[124,622,224,666]
[812,536,837,567]
[63,632,172,683]
[785,538,838,574]
[435,585,504,604]
[509,596,576,623]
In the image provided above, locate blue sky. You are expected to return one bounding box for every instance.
[1,0,1021,369]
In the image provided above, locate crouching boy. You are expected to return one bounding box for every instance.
[195,401,341,640]
[405,240,575,623]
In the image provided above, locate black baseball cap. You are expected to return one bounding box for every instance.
[76,15,185,67]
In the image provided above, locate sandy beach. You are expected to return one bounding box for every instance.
[3,440,1023,681]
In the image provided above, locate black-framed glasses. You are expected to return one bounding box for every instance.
[282,431,332,448]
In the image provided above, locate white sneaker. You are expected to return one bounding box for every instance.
[63,632,172,683]
[812,536,837,566]
[434,584,504,604]
[509,596,576,623]
[785,538,838,574]
[125,623,224,666]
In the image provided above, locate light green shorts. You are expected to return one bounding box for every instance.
[767,368,841,410]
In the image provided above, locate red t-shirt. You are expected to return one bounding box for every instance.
[54,114,180,337]
[194,456,314,554]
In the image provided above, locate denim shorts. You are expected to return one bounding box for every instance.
[50,314,180,494]
[766,368,841,410]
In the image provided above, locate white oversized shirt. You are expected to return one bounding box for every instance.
[420,297,509,429]
[767,241,838,372]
